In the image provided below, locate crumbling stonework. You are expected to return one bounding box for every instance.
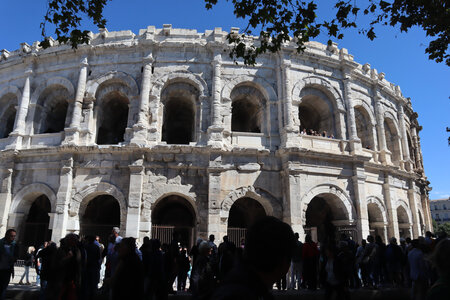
[0,26,431,248]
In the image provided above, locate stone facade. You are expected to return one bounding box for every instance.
[430,197,450,225]
[0,26,431,248]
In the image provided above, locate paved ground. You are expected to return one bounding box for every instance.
[7,266,411,300]
[5,286,411,300]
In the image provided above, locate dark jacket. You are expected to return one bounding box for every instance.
[210,262,274,300]
[0,238,18,273]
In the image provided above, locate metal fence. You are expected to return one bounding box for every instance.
[227,227,247,247]
[151,225,194,248]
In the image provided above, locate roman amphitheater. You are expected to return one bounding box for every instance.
[0,25,432,250]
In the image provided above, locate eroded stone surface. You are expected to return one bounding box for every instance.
[0,26,431,247]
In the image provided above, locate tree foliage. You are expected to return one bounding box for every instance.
[433,219,450,235]
[40,0,449,66]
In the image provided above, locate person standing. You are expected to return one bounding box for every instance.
[289,233,303,290]
[302,234,319,290]
[408,239,428,300]
[0,229,18,300]
[19,246,35,285]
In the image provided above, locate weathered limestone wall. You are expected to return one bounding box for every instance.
[0,26,431,246]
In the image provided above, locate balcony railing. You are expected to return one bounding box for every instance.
[300,134,350,155]
[30,132,63,148]
[231,132,266,148]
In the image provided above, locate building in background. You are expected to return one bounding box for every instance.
[0,26,432,253]
[430,197,450,225]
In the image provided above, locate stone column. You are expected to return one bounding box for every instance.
[64,57,88,145]
[7,68,33,150]
[397,105,410,162]
[280,59,301,147]
[383,174,400,240]
[282,60,294,130]
[407,180,420,238]
[374,91,388,163]
[207,170,225,240]
[352,165,370,242]
[208,53,224,148]
[0,163,13,237]
[420,193,432,232]
[286,173,304,238]
[80,98,95,145]
[343,78,361,154]
[131,54,153,146]
[51,157,73,242]
[410,126,421,168]
[125,158,144,238]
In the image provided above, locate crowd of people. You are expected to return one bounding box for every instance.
[300,128,335,139]
[0,221,448,300]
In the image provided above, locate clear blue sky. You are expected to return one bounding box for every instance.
[1,1,449,199]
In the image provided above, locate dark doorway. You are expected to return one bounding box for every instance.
[97,94,129,145]
[81,195,120,245]
[151,195,195,248]
[21,195,51,255]
[227,197,266,246]
[162,98,195,144]
[305,196,337,244]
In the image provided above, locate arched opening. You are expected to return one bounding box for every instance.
[21,195,51,255]
[354,106,374,149]
[44,101,68,133]
[162,98,195,144]
[34,86,70,134]
[97,92,129,144]
[384,118,401,164]
[397,205,411,239]
[81,195,121,244]
[0,104,16,138]
[230,85,265,133]
[367,202,386,242]
[305,194,353,244]
[227,197,266,246]
[151,195,196,248]
[299,88,336,137]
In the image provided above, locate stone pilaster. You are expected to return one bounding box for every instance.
[420,193,432,232]
[207,171,224,240]
[207,53,224,148]
[410,126,421,169]
[7,68,32,150]
[64,57,88,145]
[343,77,361,153]
[374,91,389,163]
[80,98,95,145]
[131,54,153,146]
[352,165,370,242]
[0,162,14,237]
[407,180,420,238]
[397,103,411,171]
[286,172,304,238]
[280,59,300,147]
[125,156,144,238]
[51,157,73,242]
[383,174,400,240]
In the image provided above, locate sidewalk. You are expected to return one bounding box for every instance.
[5,286,411,300]
[6,266,411,300]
